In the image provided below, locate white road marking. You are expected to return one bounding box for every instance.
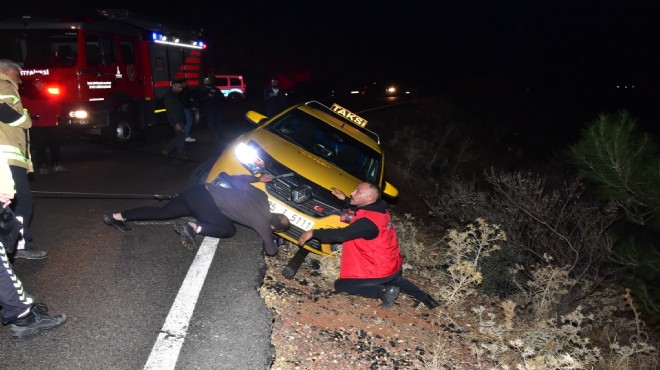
[143,236,219,370]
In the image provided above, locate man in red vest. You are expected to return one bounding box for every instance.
[298,182,438,309]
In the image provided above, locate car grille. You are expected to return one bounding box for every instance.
[252,139,345,219]
[267,180,342,218]
[280,224,322,252]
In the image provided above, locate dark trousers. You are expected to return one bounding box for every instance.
[334,268,430,301]
[9,166,33,244]
[206,108,222,139]
[162,125,185,157]
[31,126,62,167]
[122,184,235,238]
[0,241,33,324]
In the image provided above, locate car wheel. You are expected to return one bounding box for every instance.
[228,92,242,102]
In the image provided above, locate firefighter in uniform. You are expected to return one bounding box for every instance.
[0,154,67,340]
[0,59,47,259]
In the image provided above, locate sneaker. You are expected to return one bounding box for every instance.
[10,303,67,341]
[173,220,196,250]
[103,214,131,232]
[185,136,196,143]
[379,285,400,308]
[39,166,50,175]
[53,164,67,172]
[14,248,48,260]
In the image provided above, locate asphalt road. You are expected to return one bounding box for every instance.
[1,100,276,369]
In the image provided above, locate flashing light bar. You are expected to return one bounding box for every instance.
[151,32,205,50]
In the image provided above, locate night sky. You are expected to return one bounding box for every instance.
[6,1,659,96]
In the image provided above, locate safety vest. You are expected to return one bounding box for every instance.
[0,144,28,164]
[339,209,403,279]
[0,75,32,170]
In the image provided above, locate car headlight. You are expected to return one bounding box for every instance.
[234,142,265,174]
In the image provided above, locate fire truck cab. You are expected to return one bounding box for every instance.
[0,9,206,142]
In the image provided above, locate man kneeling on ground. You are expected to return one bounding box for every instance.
[298,182,438,309]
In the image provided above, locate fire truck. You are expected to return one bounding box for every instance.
[0,9,207,142]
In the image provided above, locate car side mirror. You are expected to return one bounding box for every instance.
[245,110,267,125]
[382,181,398,198]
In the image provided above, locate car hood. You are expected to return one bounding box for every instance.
[247,128,364,193]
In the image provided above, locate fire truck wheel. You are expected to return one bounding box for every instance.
[110,111,137,143]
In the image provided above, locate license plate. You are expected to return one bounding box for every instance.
[269,200,315,231]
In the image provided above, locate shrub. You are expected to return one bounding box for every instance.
[568,110,660,229]
[436,218,506,305]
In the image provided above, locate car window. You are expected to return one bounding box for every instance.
[266,109,381,182]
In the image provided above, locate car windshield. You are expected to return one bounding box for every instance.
[0,30,78,68]
[266,108,381,183]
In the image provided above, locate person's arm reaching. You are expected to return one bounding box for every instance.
[298,218,377,246]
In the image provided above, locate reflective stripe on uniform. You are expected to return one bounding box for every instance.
[0,94,28,126]
[7,112,28,127]
[0,243,34,306]
[0,145,28,163]
[0,94,20,105]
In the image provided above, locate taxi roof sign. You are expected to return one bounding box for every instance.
[330,103,368,128]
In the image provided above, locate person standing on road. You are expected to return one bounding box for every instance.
[24,77,67,175]
[161,79,189,160]
[263,78,287,117]
[103,173,290,254]
[180,80,196,143]
[298,182,439,309]
[199,75,224,141]
[0,59,47,259]
[0,157,67,340]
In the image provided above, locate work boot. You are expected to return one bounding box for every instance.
[14,248,48,260]
[421,294,439,309]
[10,303,67,341]
[174,220,196,251]
[379,285,400,308]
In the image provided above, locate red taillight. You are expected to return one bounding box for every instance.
[46,86,61,95]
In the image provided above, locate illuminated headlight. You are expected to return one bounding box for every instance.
[234,142,265,174]
[68,110,89,119]
[386,86,396,94]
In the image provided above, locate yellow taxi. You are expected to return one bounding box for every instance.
[196,101,398,260]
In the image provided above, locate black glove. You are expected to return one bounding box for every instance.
[0,207,22,253]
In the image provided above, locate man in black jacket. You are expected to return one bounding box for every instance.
[263,79,287,117]
[161,79,188,160]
